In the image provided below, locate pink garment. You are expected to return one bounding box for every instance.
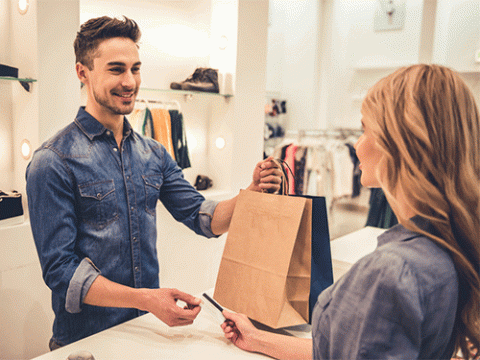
[284,144,297,195]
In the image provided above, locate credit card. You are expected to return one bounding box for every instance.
[201,293,225,323]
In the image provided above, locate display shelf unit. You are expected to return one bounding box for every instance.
[140,87,233,101]
[0,76,37,92]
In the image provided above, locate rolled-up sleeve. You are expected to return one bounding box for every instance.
[26,148,93,312]
[65,258,101,313]
[198,199,220,238]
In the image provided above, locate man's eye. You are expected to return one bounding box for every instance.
[110,68,123,73]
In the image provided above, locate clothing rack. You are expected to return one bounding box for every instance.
[287,128,363,140]
[271,128,363,209]
[135,98,181,111]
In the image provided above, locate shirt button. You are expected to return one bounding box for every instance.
[97,193,101,199]
[130,207,134,211]
[133,237,137,242]
[126,175,130,180]
[113,148,118,152]
[106,131,111,136]
[134,267,139,272]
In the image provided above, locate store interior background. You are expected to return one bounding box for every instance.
[1,0,479,358]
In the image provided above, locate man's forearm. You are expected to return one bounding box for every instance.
[82,275,202,327]
[83,275,149,310]
[210,195,238,235]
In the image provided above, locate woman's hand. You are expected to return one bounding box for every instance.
[221,310,313,360]
[221,310,261,353]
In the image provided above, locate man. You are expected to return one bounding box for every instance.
[26,16,282,349]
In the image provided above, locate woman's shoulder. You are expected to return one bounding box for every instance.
[345,228,458,296]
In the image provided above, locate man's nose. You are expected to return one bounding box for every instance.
[121,71,136,88]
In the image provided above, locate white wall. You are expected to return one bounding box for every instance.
[266,0,322,131]
[0,0,13,192]
[267,0,480,132]
[433,0,480,72]
[37,0,81,143]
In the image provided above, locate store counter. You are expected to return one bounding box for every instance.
[30,226,385,360]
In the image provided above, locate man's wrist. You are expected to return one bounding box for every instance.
[134,288,152,312]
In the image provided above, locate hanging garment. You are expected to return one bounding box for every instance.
[365,188,398,229]
[150,108,176,160]
[127,108,146,135]
[142,107,154,138]
[345,142,362,198]
[330,142,353,199]
[169,109,191,169]
[284,144,297,195]
[294,146,307,195]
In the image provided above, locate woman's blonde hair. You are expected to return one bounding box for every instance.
[362,64,479,359]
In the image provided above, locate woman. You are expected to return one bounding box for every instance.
[221,64,479,359]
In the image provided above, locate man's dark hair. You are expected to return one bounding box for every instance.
[74,16,141,70]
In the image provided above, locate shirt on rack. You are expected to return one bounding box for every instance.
[294,146,307,195]
[150,108,176,160]
[142,107,154,138]
[127,108,147,135]
[169,109,191,169]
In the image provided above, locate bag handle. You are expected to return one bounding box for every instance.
[271,158,294,196]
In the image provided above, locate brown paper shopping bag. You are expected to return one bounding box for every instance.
[213,189,312,328]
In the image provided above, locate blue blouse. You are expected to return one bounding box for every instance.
[312,220,458,359]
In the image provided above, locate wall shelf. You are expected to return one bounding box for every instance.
[0,76,37,92]
[140,87,233,101]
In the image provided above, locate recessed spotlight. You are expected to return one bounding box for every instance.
[18,0,29,15]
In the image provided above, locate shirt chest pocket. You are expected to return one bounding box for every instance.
[78,180,119,229]
[142,174,163,216]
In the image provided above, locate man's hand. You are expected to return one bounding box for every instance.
[143,288,201,327]
[247,156,283,193]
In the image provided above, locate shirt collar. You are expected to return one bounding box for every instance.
[377,215,436,247]
[74,107,135,141]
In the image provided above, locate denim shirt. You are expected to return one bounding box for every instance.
[26,107,219,345]
[312,219,458,359]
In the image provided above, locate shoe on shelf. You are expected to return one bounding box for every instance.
[170,68,219,93]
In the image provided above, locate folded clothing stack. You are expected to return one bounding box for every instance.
[0,190,24,226]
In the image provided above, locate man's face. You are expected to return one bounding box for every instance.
[81,37,141,117]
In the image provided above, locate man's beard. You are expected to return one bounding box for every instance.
[93,88,137,115]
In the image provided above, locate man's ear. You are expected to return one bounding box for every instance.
[76,62,88,84]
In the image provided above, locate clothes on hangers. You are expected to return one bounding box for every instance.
[142,107,154,139]
[365,188,398,229]
[128,100,192,170]
[284,144,297,195]
[345,143,361,198]
[169,109,191,169]
[150,107,175,160]
[128,108,147,135]
[272,131,362,208]
[294,146,307,195]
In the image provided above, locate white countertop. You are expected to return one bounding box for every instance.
[31,310,271,360]
[30,227,386,360]
[330,226,385,264]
